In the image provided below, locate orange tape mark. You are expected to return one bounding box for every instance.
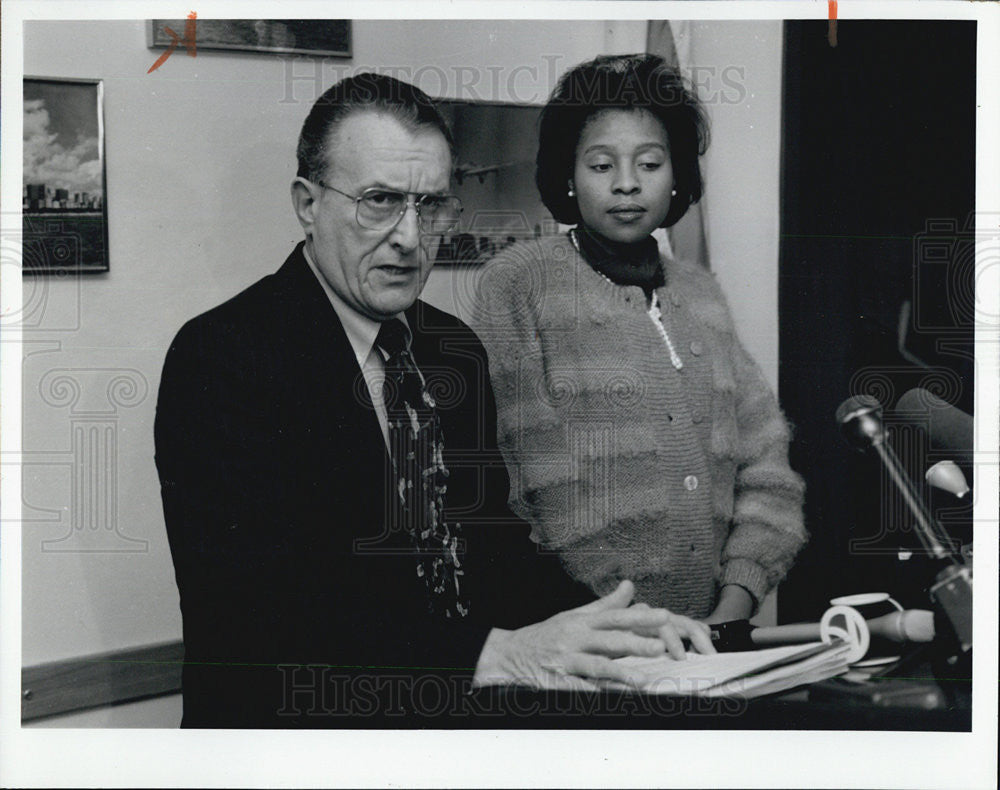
[148,11,198,74]
[828,1,839,47]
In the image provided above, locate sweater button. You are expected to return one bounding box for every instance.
[691,411,703,424]
[689,340,703,356]
[684,474,699,491]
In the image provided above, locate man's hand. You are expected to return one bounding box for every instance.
[629,602,716,660]
[472,580,712,692]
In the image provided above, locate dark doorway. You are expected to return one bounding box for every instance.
[778,21,976,623]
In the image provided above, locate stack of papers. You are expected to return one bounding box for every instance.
[605,641,852,699]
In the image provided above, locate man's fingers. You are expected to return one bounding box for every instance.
[575,579,635,613]
[582,630,665,658]
[684,620,717,655]
[656,617,717,659]
[563,653,641,687]
[659,625,688,661]
[591,605,671,631]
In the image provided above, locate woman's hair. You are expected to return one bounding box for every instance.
[536,54,709,228]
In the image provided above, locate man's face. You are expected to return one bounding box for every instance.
[297,112,452,320]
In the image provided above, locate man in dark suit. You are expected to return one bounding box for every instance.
[155,73,713,728]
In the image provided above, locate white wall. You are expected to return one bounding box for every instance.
[680,20,784,390]
[19,19,648,669]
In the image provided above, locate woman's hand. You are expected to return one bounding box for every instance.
[703,584,755,625]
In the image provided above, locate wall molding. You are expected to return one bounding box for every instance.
[22,640,183,722]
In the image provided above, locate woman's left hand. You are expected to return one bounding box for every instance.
[703,584,755,625]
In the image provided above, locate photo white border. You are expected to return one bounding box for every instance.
[2,1,997,788]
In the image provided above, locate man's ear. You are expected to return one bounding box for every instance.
[290,177,319,237]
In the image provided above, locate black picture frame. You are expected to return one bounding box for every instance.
[148,19,351,58]
[22,77,109,275]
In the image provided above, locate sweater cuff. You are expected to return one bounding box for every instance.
[720,559,769,610]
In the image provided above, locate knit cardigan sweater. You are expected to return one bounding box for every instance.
[472,233,807,618]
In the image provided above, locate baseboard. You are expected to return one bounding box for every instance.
[22,640,184,723]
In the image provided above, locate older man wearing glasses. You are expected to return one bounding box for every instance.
[154,74,712,728]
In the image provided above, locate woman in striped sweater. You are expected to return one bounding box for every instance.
[473,54,806,624]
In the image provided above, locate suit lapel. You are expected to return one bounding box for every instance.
[272,244,390,505]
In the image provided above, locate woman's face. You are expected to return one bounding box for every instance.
[572,109,674,244]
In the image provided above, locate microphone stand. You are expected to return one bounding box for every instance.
[837,397,972,685]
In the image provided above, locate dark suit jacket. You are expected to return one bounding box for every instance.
[155,244,593,727]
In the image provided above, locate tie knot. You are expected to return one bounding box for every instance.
[376,318,409,357]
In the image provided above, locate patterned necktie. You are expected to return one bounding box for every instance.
[376,318,469,619]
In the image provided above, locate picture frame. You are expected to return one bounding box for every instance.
[22,77,109,274]
[147,19,351,58]
[433,100,548,267]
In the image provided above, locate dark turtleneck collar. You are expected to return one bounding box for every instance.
[571,225,664,296]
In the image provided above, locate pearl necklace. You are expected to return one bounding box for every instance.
[569,230,684,371]
[647,291,684,370]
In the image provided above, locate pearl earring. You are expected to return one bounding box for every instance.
[567,182,575,197]
[671,188,677,196]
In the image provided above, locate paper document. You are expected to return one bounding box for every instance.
[605,641,852,699]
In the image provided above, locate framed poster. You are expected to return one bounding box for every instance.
[433,100,546,266]
[148,19,351,58]
[22,77,108,274]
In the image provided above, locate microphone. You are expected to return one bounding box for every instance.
[709,610,936,652]
[835,394,885,449]
[925,460,970,498]
[895,388,972,455]
[751,609,935,647]
[835,395,955,561]
[835,395,973,653]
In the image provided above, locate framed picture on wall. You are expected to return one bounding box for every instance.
[147,19,351,58]
[22,77,108,274]
[433,100,551,267]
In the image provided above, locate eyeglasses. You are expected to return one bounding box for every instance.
[315,181,463,234]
